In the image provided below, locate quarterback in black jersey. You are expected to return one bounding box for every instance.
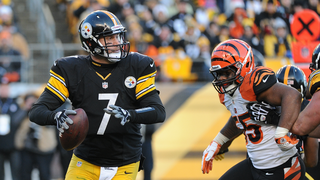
[29,10,166,179]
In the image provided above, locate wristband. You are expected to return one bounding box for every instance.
[213,132,230,145]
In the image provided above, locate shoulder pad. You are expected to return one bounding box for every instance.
[308,69,320,96]
[242,66,277,96]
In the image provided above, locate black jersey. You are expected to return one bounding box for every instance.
[32,52,164,167]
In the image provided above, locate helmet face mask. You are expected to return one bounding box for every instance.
[210,63,241,94]
[97,32,130,61]
[209,39,254,94]
[276,65,307,98]
[79,10,130,62]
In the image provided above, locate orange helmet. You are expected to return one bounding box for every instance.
[209,39,254,94]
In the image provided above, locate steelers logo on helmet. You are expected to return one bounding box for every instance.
[81,22,93,39]
[124,76,136,88]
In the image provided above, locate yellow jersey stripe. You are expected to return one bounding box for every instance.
[47,70,69,101]
[50,70,66,85]
[136,72,157,99]
[46,83,66,102]
[137,85,156,99]
[137,71,157,82]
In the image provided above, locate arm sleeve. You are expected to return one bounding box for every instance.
[28,90,63,126]
[128,92,166,124]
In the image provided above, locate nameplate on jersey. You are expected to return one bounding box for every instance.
[102,82,108,89]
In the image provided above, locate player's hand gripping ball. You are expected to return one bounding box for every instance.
[58,108,89,151]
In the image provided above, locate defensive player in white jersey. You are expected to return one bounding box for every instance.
[201,39,305,179]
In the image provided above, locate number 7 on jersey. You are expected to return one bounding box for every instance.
[97,93,118,135]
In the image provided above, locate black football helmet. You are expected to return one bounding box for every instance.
[276,65,307,98]
[310,43,320,72]
[78,10,130,62]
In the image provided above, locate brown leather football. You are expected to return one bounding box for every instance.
[59,108,89,151]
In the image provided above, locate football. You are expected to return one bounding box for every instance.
[59,108,89,151]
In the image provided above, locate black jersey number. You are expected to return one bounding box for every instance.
[97,93,119,135]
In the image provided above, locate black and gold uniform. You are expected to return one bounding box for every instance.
[308,69,320,96]
[29,52,166,167]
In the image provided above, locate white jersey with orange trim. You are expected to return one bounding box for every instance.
[219,66,297,169]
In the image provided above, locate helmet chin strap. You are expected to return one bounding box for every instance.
[104,51,121,63]
[225,82,237,95]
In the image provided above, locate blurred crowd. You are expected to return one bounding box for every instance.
[0,0,29,84]
[58,0,320,82]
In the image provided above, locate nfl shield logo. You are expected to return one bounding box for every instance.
[77,161,82,167]
[102,82,108,89]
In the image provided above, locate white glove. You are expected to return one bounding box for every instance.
[246,102,280,125]
[104,105,131,126]
[201,141,221,174]
[54,109,76,134]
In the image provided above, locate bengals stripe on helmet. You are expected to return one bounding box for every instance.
[211,39,251,64]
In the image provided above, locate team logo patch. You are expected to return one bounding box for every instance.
[125,76,136,88]
[102,82,108,89]
[77,161,82,167]
[81,22,92,39]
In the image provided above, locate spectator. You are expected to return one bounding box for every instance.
[167,0,194,37]
[128,23,161,79]
[181,17,201,60]
[0,82,23,180]
[152,4,170,27]
[246,0,263,19]
[228,5,248,39]
[264,17,292,57]
[203,21,220,51]
[194,7,210,33]
[108,0,132,23]
[73,0,109,20]
[306,0,320,15]
[0,6,29,60]
[138,6,160,35]
[153,24,183,50]
[0,5,18,31]
[254,0,286,37]
[193,36,212,81]
[211,24,230,47]
[0,30,21,82]
[292,0,306,14]
[15,93,57,180]
[240,18,264,55]
[277,0,294,20]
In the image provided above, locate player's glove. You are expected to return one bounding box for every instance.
[201,141,221,174]
[275,133,299,151]
[104,105,131,126]
[54,109,76,134]
[246,102,280,125]
[214,149,229,161]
